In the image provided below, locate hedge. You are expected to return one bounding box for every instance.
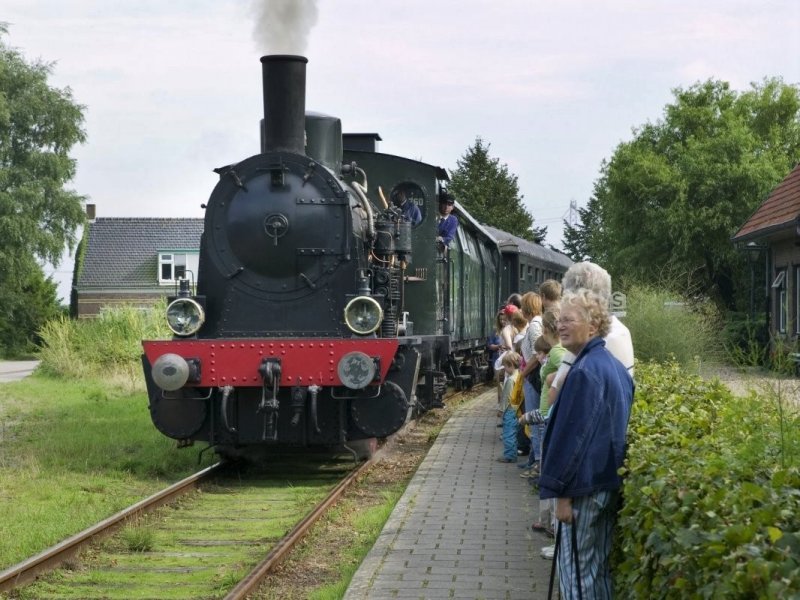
[614,362,800,598]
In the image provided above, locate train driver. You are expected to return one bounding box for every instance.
[436,191,458,247]
[391,189,422,226]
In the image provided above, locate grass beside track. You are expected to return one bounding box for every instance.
[0,373,210,569]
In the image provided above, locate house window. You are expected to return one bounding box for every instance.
[159,252,199,284]
[773,268,788,334]
[796,266,800,334]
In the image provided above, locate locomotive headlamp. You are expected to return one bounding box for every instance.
[166,298,205,336]
[338,351,377,389]
[343,296,383,335]
[151,353,190,391]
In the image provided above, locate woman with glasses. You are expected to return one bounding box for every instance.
[538,289,634,599]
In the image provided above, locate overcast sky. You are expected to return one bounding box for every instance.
[3,0,800,302]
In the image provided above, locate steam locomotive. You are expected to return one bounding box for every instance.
[141,55,570,458]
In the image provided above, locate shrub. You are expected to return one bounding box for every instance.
[621,284,720,368]
[614,361,800,598]
[37,301,169,386]
[723,312,770,368]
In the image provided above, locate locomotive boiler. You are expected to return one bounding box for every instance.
[142,56,422,455]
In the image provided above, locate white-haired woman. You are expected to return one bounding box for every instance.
[538,289,634,599]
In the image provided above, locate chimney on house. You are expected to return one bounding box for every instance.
[86,203,96,221]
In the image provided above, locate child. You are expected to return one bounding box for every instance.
[497,351,522,463]
[518,335,551,475]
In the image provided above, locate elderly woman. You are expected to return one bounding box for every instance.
[538,289,634,599]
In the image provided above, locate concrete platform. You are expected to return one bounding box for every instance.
[345,388,555,599]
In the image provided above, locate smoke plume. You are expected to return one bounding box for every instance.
[252,0,319,55]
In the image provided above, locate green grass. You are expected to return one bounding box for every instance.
[305,487,405,600]
[0,373,207,569]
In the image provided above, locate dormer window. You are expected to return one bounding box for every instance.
[159,251,199,284]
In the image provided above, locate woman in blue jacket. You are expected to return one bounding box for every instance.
[539,289,634,599]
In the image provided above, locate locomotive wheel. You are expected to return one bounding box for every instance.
[349,380,408,438]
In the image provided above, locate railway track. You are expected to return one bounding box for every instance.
[0,385,479,599]
[0,455,368,600]
[0,461,225,595]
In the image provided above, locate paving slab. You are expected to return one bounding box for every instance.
[345,388,555,599]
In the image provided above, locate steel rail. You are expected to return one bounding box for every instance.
[0,461,224,593]
[222,384,483,599]
[224,457,373,600]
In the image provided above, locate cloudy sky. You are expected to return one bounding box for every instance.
[3,0,800,301]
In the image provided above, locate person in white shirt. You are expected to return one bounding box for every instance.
[550,262,634,390]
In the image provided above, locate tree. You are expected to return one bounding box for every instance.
[562,193,606,263]
[0,256,62,355]
[569,78,800,309]
[0,26,86,355]
[449,137,547,242]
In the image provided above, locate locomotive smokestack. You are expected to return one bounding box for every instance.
[260,55,307,155]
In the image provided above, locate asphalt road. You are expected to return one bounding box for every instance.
[0,361,40,383]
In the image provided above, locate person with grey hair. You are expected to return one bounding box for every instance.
[539,261,633,563]
[559,261,633,371]
[539,289,634,598]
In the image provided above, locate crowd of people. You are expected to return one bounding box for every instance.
[488,262,635,599]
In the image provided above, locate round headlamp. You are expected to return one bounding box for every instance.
[343,296,383,335]
[166,298,205,336]
[151,353,190,391]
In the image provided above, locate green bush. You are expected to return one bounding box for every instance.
[622,284,720,368]
[723,312,770,368]
[37,301,170,385]
[614,361,800,598]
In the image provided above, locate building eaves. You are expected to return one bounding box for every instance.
[733,163,800,241]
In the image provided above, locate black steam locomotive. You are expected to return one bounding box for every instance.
[141,55,570,458]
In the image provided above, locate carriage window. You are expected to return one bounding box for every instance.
[456,226,470,255]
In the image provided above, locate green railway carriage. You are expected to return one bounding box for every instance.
[483,225,573,299]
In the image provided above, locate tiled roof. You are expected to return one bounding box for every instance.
[733,163,800,241]
[78,218,204,288]
[482,225,573,269]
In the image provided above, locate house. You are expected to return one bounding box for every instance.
[74,217,204,317]
[732,162,800,336]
